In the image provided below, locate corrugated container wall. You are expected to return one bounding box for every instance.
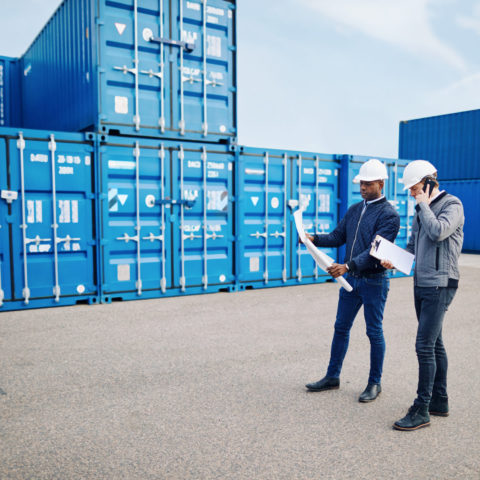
[0,57,22,128]
[442,180,480,253]
[0,127,99,311]
[399,109,480,181]
[235,147,340,290]
[96,136,235,303]
[20,0,236,142]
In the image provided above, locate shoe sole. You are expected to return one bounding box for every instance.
[358,392,381,403]
[305,385,339,392]
[429,411,449,417]
[392,421,430,431]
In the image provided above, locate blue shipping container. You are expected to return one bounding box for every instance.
[0,128,99,311]
[21,0,236,142]
[339,155,413,278]
[442,180,480,253]
[97,136,235,303]
[235,146,340,289]
[399,109,480,181]
[0,57,22,128]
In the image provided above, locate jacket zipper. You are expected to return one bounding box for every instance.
[350,203,368,262]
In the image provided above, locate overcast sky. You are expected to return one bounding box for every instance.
[1,0,479,158]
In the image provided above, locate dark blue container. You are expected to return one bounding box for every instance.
[235,146,340,289]
[20,0,236,142]
[399,109,480,181]
[96,135,235,303]
[0,127,99,311]
[0,57,22,128]
[442,179,480,252]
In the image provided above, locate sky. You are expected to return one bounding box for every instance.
[1,0,479,158]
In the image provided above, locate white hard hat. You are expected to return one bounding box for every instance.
[353,158,388,183]
[401,160,437,190]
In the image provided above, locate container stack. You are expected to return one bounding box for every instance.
[399,110,480,252]
[0,0,413,312]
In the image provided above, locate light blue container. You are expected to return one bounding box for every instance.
[20,0,236,142]
[235,146,340,289]
[442,179,480,252]
[0,57,22,128]
[339,155,413,278]
[97,136,235,302]
[0,127,99,311]
[399,109,480,181]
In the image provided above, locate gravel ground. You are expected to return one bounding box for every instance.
[1,257,479,479]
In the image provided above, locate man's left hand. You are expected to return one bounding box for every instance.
[327,263,348,278]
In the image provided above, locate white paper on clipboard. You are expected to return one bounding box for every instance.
[293,209,353,292]
[370,235,415,275]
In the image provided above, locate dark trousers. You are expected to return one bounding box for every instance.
[413,286,457,406]
[326,273,390,385]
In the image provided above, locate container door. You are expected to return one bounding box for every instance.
[99,141,172,298]
[0,137,12,305]
[100,0,172,134]
[8,133,97,305]
[236,151,290,285]
[171,144,233,290]
[387,160,414,250]
[171,0,236,138]
[292,155,339,281]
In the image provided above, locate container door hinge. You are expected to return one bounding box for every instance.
[1,190,18,204]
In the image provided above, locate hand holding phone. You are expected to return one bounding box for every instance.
[422,177,436,197]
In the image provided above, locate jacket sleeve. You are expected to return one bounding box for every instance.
[349,210,400,272]
[312,212,347,248]
[416,199,464,242]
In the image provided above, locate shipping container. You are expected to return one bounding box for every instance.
[21,0,236,142]
[97,136,235,302]
[399,109,480,181]
[442,180,480,253]
[0,56,22,128]
[0,128,99,311]
[235,146,340,289]
[338,155,414,278]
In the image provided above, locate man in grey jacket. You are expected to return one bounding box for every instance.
[382,160,464,431]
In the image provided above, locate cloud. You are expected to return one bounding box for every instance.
[302,0,466,71]
[456,4,480,35]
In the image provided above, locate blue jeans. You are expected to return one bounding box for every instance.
[413,286,456,406]
[326,273,390,385]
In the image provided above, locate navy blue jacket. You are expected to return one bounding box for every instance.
[313,197,400,274]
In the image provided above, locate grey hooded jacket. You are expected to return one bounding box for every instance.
[406,191,464,288]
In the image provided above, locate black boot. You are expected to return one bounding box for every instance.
[393,404,430,431]
[305,376,340,392]
[429,395,449,417]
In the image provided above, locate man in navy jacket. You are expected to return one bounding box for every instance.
[305,159,400,402]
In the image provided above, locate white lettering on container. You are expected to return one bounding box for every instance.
[207,35,222,58]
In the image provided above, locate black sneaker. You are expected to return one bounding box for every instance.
[305,376,340,392]
[393,404,430,431]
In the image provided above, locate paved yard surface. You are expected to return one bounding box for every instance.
[1,257,479,479]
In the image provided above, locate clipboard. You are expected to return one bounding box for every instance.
[370,235,414,275]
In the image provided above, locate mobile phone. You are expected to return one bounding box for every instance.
[422,177,436,196]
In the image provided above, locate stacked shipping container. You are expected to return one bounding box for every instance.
[399,109,480,252]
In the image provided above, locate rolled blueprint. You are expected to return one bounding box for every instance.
[293,209,353,292]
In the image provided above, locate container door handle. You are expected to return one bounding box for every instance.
[149,36,195,53]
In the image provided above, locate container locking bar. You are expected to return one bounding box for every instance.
[149,37,194,53]
[155,197,195,208]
